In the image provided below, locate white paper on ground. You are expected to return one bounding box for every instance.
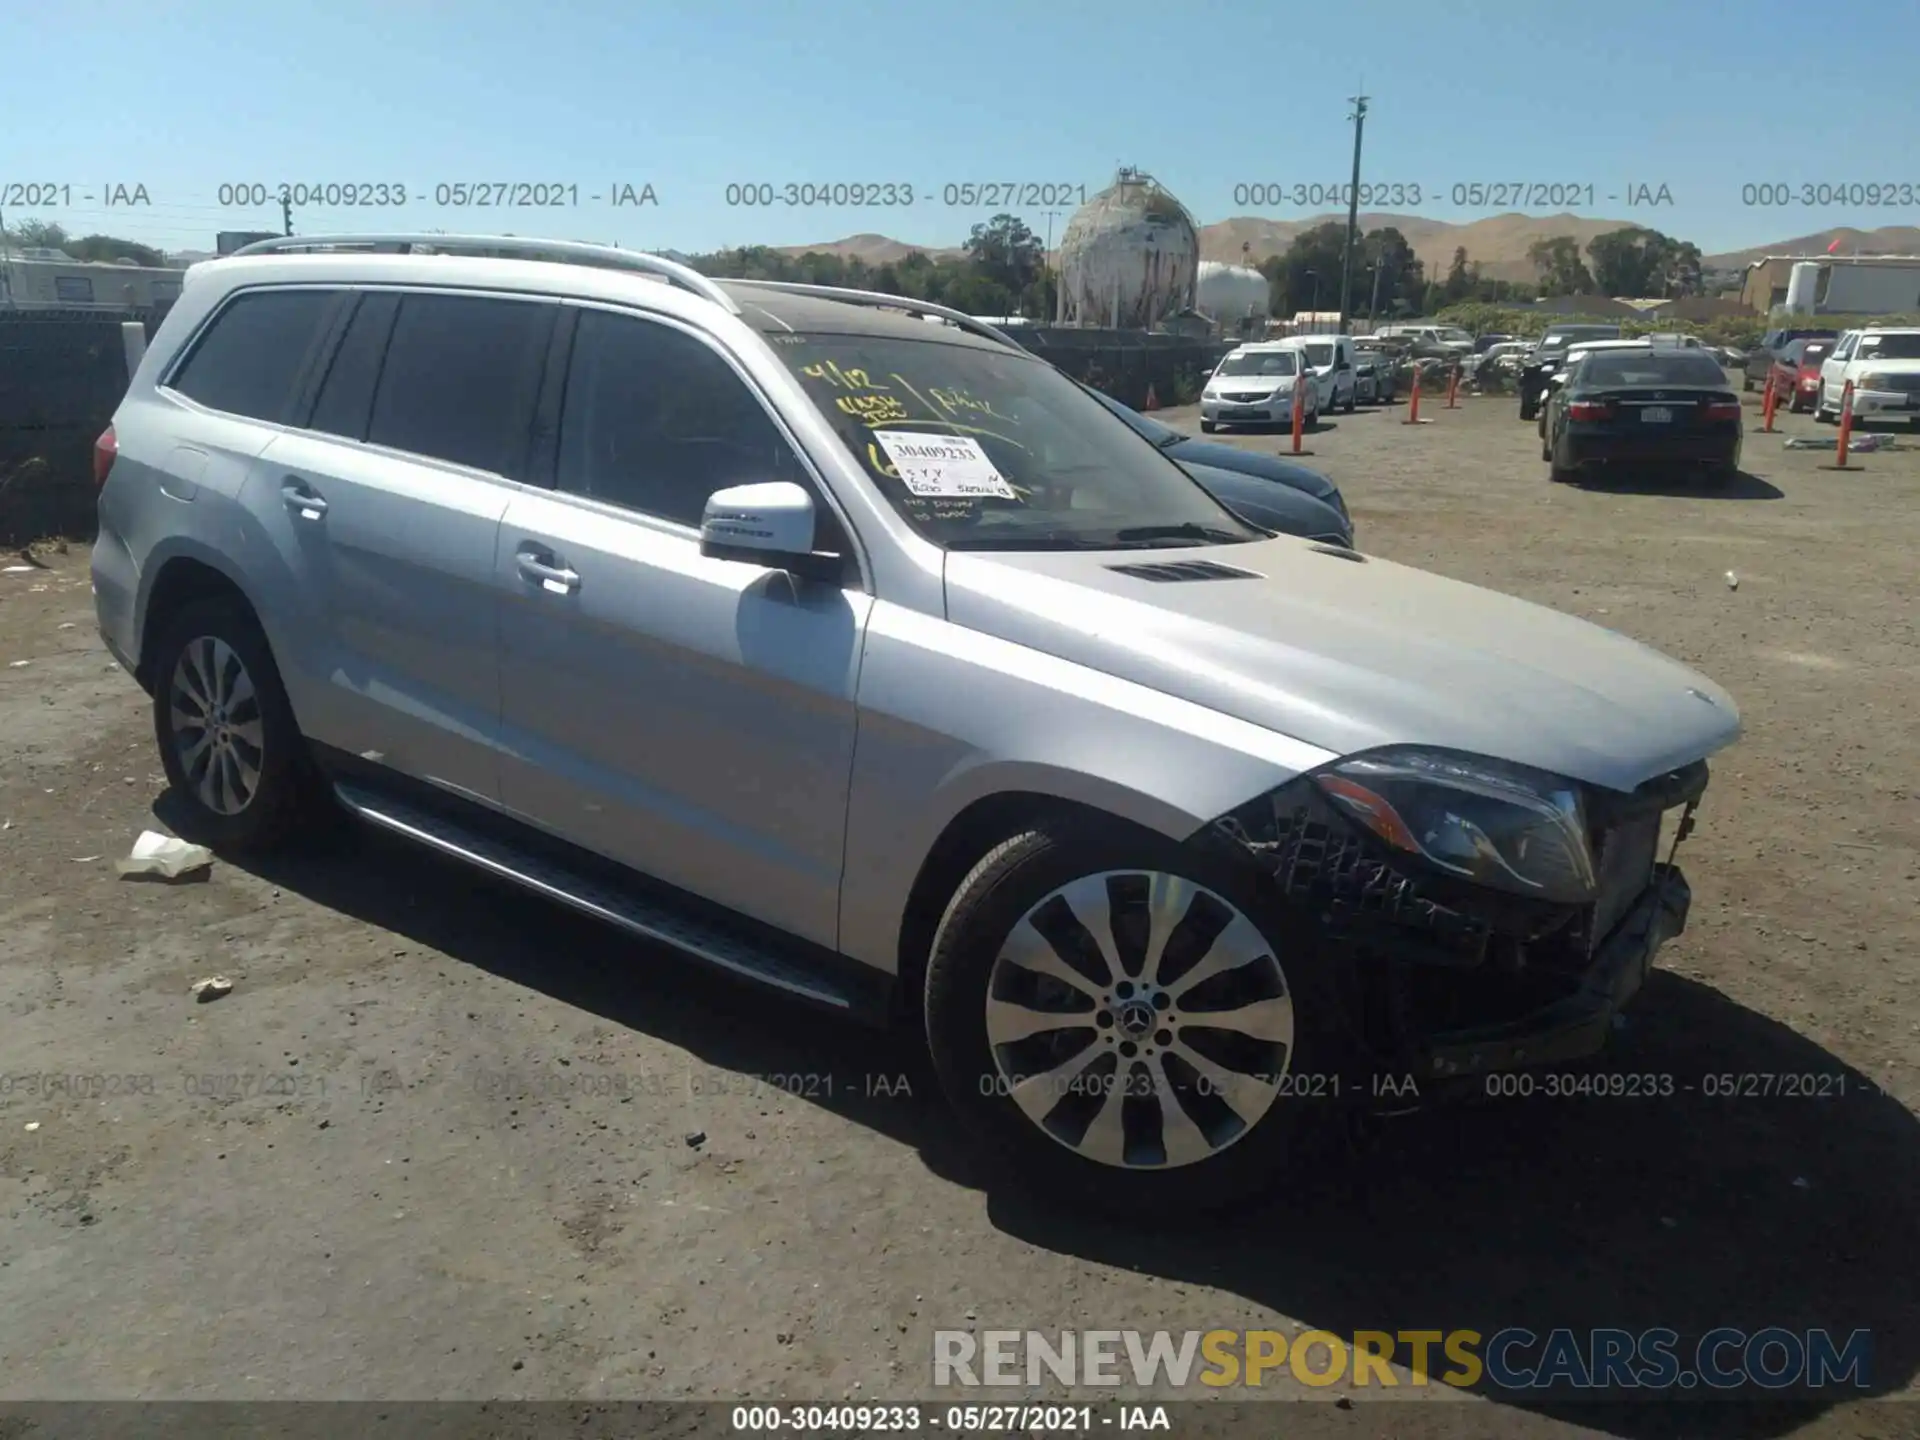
[870,431,1017,500]
[117,830,214,879]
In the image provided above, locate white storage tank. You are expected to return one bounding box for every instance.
[1784,261,1821,315]
[1196,262,1271,324]
[1055,168,1199,329]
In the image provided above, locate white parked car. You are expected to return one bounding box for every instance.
[1815,327,1920,426]
[1200,343,1319,433]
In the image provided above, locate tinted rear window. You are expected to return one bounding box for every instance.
[1580,351,1730,387]
[169,288,335,422]
[366,294,554,474]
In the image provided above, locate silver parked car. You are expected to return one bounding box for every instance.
[94,235,1742,1214]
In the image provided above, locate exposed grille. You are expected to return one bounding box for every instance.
[1106,559,1262,583]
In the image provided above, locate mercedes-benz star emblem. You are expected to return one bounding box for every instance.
[1686,687,1718,706]
[1117,999,1156,1038]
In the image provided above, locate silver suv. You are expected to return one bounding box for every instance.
[94,235,1741,1213]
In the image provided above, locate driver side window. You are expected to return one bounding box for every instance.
[556,308,811,529]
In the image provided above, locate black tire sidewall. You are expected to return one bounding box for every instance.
[150,597,312,850]
[924,825,1347,1215]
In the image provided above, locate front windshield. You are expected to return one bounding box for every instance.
[1857,333,1920,360]
[1541,327,1618,351]
[779,333,1260,550]
[1299,343,1334,367]
[1437,327,1473,344]
[1217,350,1298,377]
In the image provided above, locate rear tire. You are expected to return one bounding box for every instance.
[1742,373,1754,392]
[924,823,1345,1217]
[149,596,324,852]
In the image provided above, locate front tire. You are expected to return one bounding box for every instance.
[149,596,321,851]
[1200,420,1218,434]
[924,824,1343,1217]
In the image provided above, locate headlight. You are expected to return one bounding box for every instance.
[1858,372,1894,391]
[1313,748,1597,903]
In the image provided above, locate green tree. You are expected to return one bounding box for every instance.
[1,217,70,250]
[1527,236,1595,296]
[1442,246,1472,303]
[964,214,1044,295]
[1583,227,1705,298]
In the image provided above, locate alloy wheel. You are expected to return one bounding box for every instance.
[983,871,1294,1170]
[168,636,265,815]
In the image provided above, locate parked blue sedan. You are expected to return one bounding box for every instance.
[1083,386,1353,540]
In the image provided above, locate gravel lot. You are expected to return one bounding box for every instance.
[1,386,1916,1438]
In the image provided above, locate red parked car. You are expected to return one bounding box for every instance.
[1768,339,1832,413]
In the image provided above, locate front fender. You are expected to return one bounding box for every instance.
[835,601,1337,973]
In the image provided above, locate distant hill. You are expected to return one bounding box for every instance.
[770,232,966,264]
[763,220,1920,284]
[1699,225,1920,269]
[1196,212,1645,281]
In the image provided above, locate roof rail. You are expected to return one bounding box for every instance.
[226,233,739,313]
[724,280,1026,351]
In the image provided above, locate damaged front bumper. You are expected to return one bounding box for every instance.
[1422,862,1689,1080]
[1208,761,1709,1098]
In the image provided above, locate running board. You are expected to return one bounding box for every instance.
[331,781,859,1012]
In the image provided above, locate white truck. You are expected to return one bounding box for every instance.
[1815,327,1920,426]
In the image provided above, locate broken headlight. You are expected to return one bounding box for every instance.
[1313,748,1597,904]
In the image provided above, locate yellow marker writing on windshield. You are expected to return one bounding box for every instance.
[838,392,911,425]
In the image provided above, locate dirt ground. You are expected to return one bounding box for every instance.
[1,387,1916,1439]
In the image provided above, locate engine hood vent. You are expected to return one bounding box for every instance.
[1106,559,1263,583]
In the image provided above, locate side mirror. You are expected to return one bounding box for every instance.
[700,481,844,583]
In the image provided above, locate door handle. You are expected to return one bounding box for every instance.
[516,548,581,595]
[281,478,327,520]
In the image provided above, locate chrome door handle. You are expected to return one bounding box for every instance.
[516,551,581,594]
[281,479,327,520]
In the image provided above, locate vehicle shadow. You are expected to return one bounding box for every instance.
[184,806,1918,1437]
[1571,468,1785,501]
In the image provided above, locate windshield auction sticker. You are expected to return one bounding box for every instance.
[871,431,1017,500]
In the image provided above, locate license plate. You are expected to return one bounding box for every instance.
[1641,407,1672,423]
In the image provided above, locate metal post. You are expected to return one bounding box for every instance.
[1337,94,1369,336]
[1368,258,1384,322]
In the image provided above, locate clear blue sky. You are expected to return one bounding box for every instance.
[5,0,1913,259]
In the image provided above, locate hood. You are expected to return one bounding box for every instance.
[1163,436,1340,504]
[1208,373,1304,396]
[942,536,1741,795]
[1180,462,1351,545]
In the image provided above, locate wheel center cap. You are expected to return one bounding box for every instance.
[1116,998,1156,1038]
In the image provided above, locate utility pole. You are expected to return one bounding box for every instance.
[282,194,293,237]
[1337,92,1369,335]
[1368,257,1385,321]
